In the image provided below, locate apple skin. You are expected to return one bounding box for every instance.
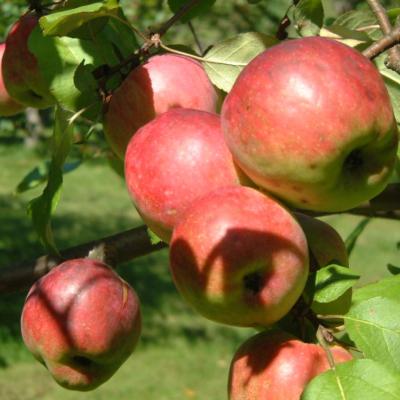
[0,43,25,116]
[222,36,398,212]
[294,213,352,315]
[169,186,309,327]
[104,53,218,159]
[125,108,246,243]
[229,330,352,400]
[2,14,54,109]
[20,258,141,391]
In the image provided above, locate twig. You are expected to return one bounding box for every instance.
[157,0,202,37]
[188,20,204,55]
[0,225,166,294]
[93,0,203,84]
[365,0,400,71]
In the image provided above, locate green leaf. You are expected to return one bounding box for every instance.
[345,297,400,372]
[353,275,400,304]
[313,264,359,303]
[374,53,400,124]
[333,9,381,41]
[319,25,372,49]
[39,0,120,37]
[167,0,216,23]
[27,107,74,255]
[302,359,400,399]
[292,0,324,37]
[203,32,278,93]
[345,217,371,256]
[29,12,138,120]
[16,160,81,193]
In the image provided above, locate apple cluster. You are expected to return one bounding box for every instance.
[12,20,398,396]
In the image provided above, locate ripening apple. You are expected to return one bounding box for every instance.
[0,43,25,116]
[104,53,218,159]
[169,186,309,327]
[20,258,141,391]
[222,36,398,212]
[125,108,246,242]
[2,13,54,109]
[229,330,352,400]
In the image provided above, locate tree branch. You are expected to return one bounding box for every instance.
[362,26,400,60]
[365,0,400,71]
[0,225,166,294]
[1,184,399,294]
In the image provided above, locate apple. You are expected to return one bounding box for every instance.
[2,13,54,109]
[222,36,398,212]
[294,213,352,315]
[169,186,309,327]
[229,330,352,400]
[104,53,218,159]
[20,258,141,391]
[0,43,25,116]
[125,108,246,242]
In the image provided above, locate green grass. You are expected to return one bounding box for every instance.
[0,142,399,399]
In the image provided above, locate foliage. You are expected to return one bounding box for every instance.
[1,0,400,398]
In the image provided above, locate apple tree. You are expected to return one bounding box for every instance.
[1,0,400,398]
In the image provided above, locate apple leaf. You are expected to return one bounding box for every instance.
[290,0,324,37]
[345,217,371,256]
[344,297,400,372]
[15,160,81,194]
[203,32,278,93]
[332,9,381,41]
[301,359,400,400]
[167,0,216,23]
[319,25,372,49]
[39,0,119,37]
[374,53,400,124]
[27,107,74,255]
[29,14,137,120]
[312,264,359,303]
[352,274,400,304]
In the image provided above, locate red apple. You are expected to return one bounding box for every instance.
[125,108,245,242]
[169,186,309,327]
[2,13,54,109]
[104,53,218,159]
[229,330,353,400]
[0,42,25,116]
[20,258,141,391]
[294,213,352,315]
[222,37,398,212]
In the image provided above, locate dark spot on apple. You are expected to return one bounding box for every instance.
[291,185,301,192]
[300,198,308,204]
[344,149,364,172]
[72,355,93,368]
[243,271,263,295]
[309,163,317,170]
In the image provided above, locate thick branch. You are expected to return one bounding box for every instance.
[0,225,166,294]
[362,26,400,59]
[1,184,399,294]
[365,0,400,71]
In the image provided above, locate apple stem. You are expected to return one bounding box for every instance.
[316,325,336,369]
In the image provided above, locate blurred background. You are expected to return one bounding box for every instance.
[0,0,399,399]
